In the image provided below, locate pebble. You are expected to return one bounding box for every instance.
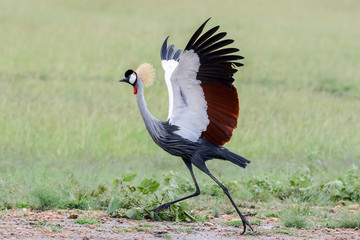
[88,225,95,229]
[349,204,359,210]
[68,214,78,219]
[329,205,342,213]
[269,217,279,222]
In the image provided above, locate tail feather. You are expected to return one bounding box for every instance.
[220,148,251,168]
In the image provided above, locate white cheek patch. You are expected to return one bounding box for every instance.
[129,73,137,84]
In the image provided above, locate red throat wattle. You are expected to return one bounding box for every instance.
[133,86,137,95]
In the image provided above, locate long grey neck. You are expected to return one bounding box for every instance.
[136,79,164,140]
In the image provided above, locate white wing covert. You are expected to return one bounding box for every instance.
[161,19,243,145]
[161,38,209,142]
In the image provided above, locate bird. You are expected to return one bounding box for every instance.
[118,18,253,234]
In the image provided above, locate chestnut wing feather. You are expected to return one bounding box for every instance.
[184,19,243,146]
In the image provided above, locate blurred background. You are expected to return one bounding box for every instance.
[0,0,359,208]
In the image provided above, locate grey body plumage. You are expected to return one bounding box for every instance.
[119,19,253,234]
[136,78,249,167]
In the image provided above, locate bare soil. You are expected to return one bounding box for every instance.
[1,209,359,239]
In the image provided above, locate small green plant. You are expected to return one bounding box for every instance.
[95,228,106,232]
[325,211,360,228]
[30,185,62,210]
[247,211,258,216]
[211,207,220,218]
[111,227,140,233]
[111,227,125,233]
[27,221,48,228]
[107,171,196,222]
[210,201,220,218]
[274,226,297,235]
[24,221,63,232]
[301,165,360,202]
[164,235,173,240]
[139,222,153,228]
[246,174,283,201]
[282,214,308,228]
[51,224,63,232]
[265,211,279,218]
[172,227,195,233]
[250,220,260,226]
[75,217,99,225]
[338,213,360,228]
[51,225,62,232]
[220,220,242,227]
[281,207,309,228]
[194,214,210,222]
[67,199,89,210]
[245,230,261,236]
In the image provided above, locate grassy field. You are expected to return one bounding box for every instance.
[1,0,359,225]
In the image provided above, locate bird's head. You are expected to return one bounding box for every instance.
[119,63,155,95]
[119,69,138,94]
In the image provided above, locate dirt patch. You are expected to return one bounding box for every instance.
[0,209,359,239]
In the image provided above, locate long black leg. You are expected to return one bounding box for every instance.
[207,171,253,234]
[151,159,201,212]
[191,155,253,235]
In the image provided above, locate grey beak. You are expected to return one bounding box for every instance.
[119,77,128,83]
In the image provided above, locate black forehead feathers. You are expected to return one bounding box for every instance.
[125,69,134,77]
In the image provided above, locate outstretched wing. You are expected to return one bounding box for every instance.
[161,19,243,145]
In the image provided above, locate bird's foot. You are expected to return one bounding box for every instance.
[150,203,172,212]
[240,215,254,235]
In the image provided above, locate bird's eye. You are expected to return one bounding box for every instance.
[129,73,137,84]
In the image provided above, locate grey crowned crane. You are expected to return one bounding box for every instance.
[119,19,253,234]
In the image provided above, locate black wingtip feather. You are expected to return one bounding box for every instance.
[205,55,243,65]
[199,39,234,55]
[192,26,220,51]
[202,48,239,59]
[196,32,227,52]
[160,36,182,62]
[232,62,244,67]
[183,19,244,86]
[184,18,211,50]
[166,44,175,60]
[161,36,169,60]
[173,49,182,61]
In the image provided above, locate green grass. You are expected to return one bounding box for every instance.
[325,211,360,229]
[0,0,360,219]
[265,212,279,218]
[221,220,242,227]
[22,221,63,231]
[172,227,196,233]
[281,209,309,229]
[75,217,99,225]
